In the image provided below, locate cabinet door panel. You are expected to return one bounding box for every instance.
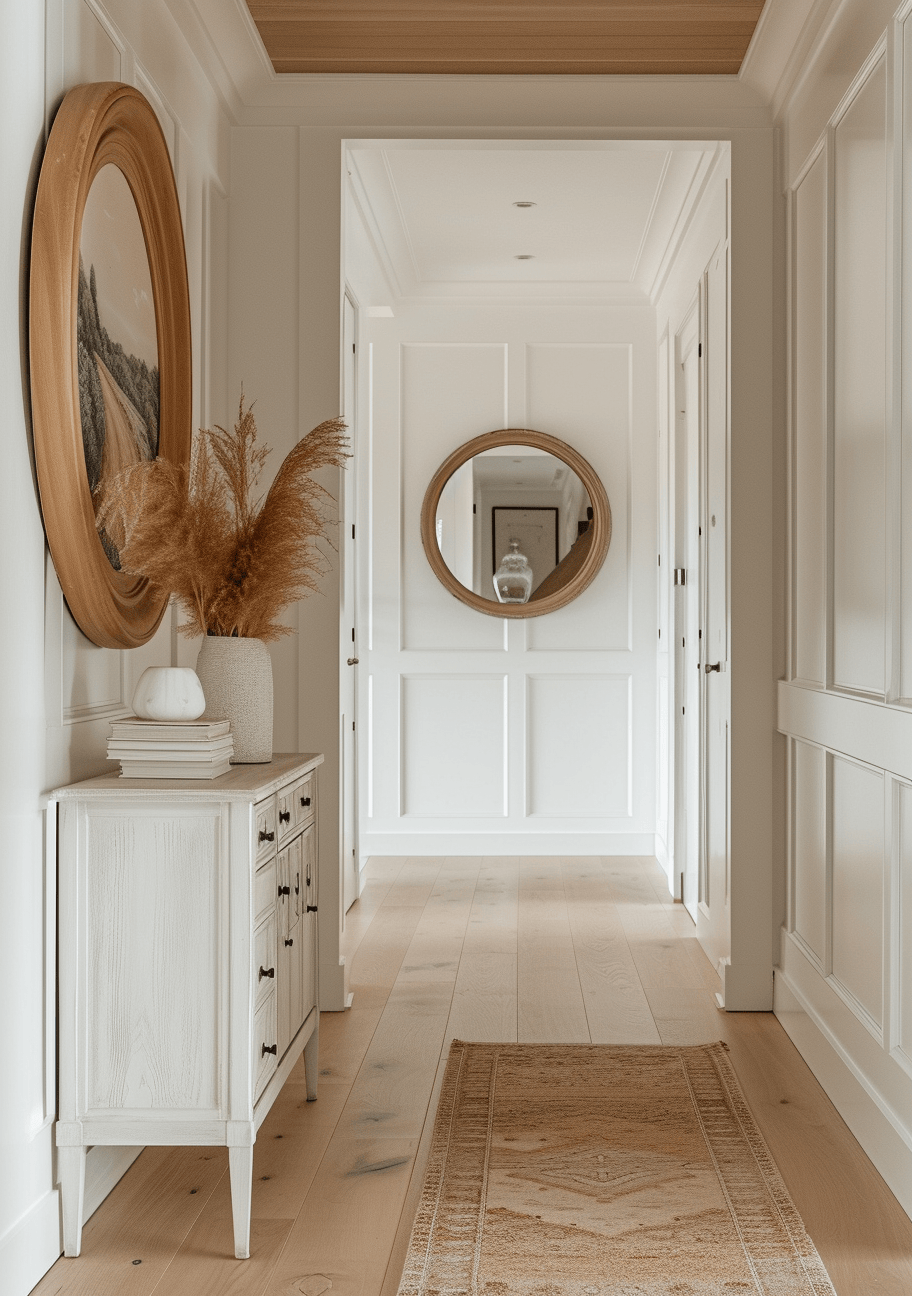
[254,914,277,1009]
[85,805,222,1114]
[254,993,278,1100]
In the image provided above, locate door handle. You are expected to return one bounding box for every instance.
[704,662,721,673]
[347,657,359,665]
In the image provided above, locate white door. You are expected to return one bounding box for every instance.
[698,245,730,973]
[341,294,359,912]
[675,304,702,921]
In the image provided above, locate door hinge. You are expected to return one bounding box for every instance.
[698,342,703,357]
[352,720,356,731]
[674,568,686,586]
[352,626,355,642]
[352,524,355,539]
[658,554,661,566]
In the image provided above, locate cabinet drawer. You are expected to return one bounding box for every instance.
[293,771,316,827]
[254,914,277,1009]
[255,797,277,863]
[254,858,276,923]
[254,993,278,1101]
[277,786,295,843]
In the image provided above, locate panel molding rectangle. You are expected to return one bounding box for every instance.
[400,674,507,818]
[525,673,631,818]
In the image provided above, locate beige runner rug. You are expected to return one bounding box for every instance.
[398,1041,836,1296]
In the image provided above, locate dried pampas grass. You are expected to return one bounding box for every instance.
[95,395,349,641]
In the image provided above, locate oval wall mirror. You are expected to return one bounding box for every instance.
[420,429,611,617]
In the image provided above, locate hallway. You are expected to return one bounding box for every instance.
[32,857,912,1296]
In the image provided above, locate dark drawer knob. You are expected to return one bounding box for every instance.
[300,795,311,807]
[278,884,290,896]
[704,662,722,673]
[262,1043,277,1057]
[284,937,294,947]
[279,810,290,824]
[259,829,275,843]
[307,904,318,913]
[259,966,275,980]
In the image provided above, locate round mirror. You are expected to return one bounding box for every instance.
[420,429,611,617]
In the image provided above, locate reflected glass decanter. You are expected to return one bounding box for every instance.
[493,539,533,604]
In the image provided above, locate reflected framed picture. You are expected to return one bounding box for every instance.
[30,82,191,649]
[492,506,559,595]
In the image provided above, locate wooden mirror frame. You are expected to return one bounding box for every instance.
[420,428,611,618]
[30,82,192,649]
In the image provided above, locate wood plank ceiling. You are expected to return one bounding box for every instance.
[245,1,767,76]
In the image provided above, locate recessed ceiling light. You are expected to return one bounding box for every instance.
[513,201,536,208]
[515,254,534,260]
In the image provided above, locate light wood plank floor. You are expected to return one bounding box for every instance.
[32,855,912,1296]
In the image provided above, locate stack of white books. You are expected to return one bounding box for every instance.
[107,716,234,779]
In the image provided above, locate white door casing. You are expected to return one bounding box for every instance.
[341,293,360,910]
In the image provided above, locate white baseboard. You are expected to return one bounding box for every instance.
[359,832,657,856]
[774,959,912,1221]
[0,1145,141,1296]
[0,1188,60,1296]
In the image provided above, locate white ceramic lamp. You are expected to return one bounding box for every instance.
[132,667,206,721]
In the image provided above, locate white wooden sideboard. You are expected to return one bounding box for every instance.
[51,752,324,1260]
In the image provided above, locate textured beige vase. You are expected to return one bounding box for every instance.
[195,636,273,763]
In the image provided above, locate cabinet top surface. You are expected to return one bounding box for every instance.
[50,752,323,801]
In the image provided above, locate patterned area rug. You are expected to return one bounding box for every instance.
[398,1041,836,1296]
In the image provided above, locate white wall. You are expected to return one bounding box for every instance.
[358,297,657,855]
[0,3,229,1291]
[776,0,912,1220]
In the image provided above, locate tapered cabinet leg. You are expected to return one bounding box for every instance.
[228,1145,254,1259]
[304,1018,319,1101]
[59,1145,86,1257]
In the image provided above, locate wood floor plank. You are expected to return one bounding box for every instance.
[618,905,712,990]
[517,862,589,1043]
[345,904,427,989]
[31,1146,228,1296]
[152,1198,292,1296]
[301,984,390,1086]
[245,1079,350,1219]
[562,890,661,1044]
[261,1134,418,1296]
[342,981,458,1140]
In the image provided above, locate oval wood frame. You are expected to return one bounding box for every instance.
[30,82,192,649]
[420,429,612,618]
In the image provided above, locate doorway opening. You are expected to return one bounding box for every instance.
[340,138,731,975]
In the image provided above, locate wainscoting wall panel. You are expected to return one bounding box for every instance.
[792,149,828,688]
[830,755,885,1032]
[791,738,827,968]
[778,14,912,1221]
[358,297,657,855]
[400,674,507,817]
[525,674,630,817]
[831,56,888,697]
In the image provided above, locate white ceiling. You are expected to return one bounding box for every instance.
[347,141,721,303]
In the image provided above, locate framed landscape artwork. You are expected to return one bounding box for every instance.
[30,82,191,649]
